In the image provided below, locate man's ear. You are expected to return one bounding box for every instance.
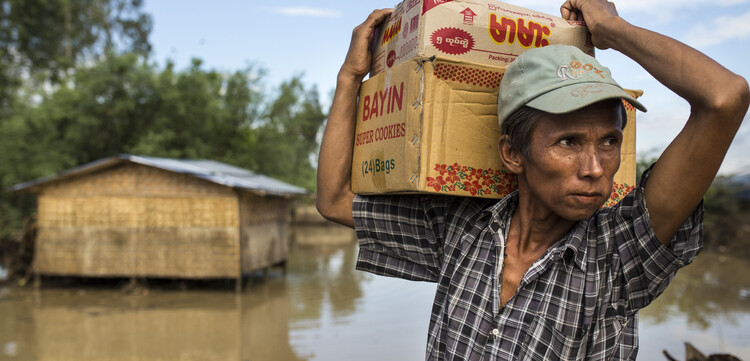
[498,135,524,174]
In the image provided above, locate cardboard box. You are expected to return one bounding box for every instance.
[370,0,593,76]
[351,57,639,206]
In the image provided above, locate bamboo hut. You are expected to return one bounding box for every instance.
[11,154,307,290]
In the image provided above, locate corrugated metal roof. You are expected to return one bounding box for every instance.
[11,154,308,197]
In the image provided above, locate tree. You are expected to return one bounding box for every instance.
[129,58,264,163]
[0,0,154,238]
[703,182,744,248]
[0,0,151,113]
[252,76,327,190]
[636,155,659,184]
[0,0,151,75]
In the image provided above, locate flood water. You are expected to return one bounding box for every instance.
[1,227,749,361]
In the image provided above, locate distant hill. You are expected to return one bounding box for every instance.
[721,168,750,202]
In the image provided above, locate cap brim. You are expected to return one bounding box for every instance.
[525,82,647,115]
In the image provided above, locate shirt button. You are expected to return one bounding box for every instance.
[492,329,500,336]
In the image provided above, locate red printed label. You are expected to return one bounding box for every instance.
[460,8,477,26]
[409,15,420,35]
[422,0,453,15]
[387,51,396,68]
[431,28,475,55]
[355,122,406,147]
[361,82,405,122]
[488,14,551,48]
[381,17,402,47]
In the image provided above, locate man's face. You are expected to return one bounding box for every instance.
[522,101,623,221]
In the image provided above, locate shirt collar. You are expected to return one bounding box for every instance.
[482,190,519,234]
[559,221,588,272]
[483,190,589,272]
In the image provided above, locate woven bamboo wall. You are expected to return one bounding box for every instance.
[238,192,291,273]
[35,164,241,278]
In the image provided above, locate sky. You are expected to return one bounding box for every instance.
[143,0,750,175]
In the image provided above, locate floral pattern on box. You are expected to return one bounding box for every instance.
[604,181,636,207]
[427,163,517,197]
[428,162,635,206]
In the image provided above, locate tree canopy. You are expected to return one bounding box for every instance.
[0,0,328,239]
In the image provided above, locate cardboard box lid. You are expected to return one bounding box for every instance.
[370,0,593,76]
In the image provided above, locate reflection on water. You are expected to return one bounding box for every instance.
[291,224,356,246]
[641,252,750,327]
[1,231,748,360]
[0,239,435,361]
[639,252,750,360]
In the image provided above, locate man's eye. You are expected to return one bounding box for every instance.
[602,137,619,146]
[558,138,574,146]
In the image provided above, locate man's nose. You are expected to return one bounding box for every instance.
[579,147,604,179]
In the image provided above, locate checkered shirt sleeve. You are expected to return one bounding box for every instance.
[352,194,451,282]
[610,168,704,315]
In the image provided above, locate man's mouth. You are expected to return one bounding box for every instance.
[570,192,602,205]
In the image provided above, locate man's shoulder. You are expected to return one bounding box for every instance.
[355,193,500,222]
[448,195,499,212]
[424,194,500,219]
[357,193,498,207]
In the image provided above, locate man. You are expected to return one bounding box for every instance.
[317,0,749,359]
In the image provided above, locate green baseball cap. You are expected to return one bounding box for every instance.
[497,45,646,127]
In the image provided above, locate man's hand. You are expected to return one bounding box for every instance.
[560,0,620,49]
[339,9,393,82]
[317,9,393,228]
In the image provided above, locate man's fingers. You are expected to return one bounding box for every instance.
[353,9,393,44]
[561,0,619,20]
[608,1,618,16]
[341,8,394,80]
[365,8,394,30]
[560,1,574,19]
[560,1,583,21]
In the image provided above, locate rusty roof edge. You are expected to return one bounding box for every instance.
[10,154,309,196]
[128,155,308,195]
[194,173,308,197]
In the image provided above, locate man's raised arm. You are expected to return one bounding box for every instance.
[562,0,750,244]
[316,9,393,228]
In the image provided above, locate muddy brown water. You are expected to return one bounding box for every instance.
[1,226,749,360]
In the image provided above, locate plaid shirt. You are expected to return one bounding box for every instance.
[353,171,703,361]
